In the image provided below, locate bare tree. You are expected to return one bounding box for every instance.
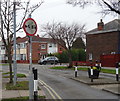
[42,22,85,68]
[0,0,44,83]
[67,0,120,16]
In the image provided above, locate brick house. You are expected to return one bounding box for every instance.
[0,41,7,62]
[16,35,65,63]
[86,19,120,66]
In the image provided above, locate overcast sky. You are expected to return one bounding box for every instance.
[17,0,117,37]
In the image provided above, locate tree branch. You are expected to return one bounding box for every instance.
[102,0,120,15]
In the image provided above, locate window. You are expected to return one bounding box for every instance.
[49,43,52,47]
[1,46,5,50]
[20,54,26,60]
[89,53,93,61]
[20,43,26,49]
[16,44,20,49]
[111,52,116,54]
[41,44,46,49]
[54,43,56,47]
[60,48,62,51]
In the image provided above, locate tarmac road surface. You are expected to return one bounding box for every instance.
[1,64,119,100]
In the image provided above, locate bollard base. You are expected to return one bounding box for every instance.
[75,71,77,77]
[116,74,119,81]
[34,91,38,101]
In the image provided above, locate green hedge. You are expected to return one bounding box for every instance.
[53,48,86,63]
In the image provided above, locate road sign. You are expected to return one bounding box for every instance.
[23,18,37,36]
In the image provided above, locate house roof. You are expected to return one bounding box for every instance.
[16,35,59,44]
[87,19,120,35]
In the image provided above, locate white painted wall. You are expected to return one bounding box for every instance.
[47,43,58,54]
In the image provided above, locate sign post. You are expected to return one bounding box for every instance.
[23,18,37,100]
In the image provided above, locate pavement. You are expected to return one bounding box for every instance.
[1,68,120,100]
[71,73,120,96]
[1,77,46,100]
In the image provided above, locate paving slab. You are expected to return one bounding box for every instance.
[103,86,120,95]
[2,90,45,99]
[2,90,20,99]
[71,76,120,95]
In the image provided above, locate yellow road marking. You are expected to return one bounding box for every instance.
[39,79,63,101]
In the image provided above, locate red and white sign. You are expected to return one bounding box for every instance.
[23,18,37,36]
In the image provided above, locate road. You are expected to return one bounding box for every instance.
[1,64,119,100]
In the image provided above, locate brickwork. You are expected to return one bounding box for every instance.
[32,42,40,61]
[16,36,66,63]
[86,31,119,62]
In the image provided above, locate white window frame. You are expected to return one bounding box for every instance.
[41,44,46,49]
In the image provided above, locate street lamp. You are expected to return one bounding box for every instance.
[13,0,17,86]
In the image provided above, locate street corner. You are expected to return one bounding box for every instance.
[102,85,120,96]
[71,76,120,85]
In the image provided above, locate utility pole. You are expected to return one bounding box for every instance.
[13,0,17,85]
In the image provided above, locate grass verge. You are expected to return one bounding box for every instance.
[50,66,120,74]
[2,72,13,75]
[3,72,26,78]
[1,96,46,101]
[0,64,9,66]
[50,66,68,70]
[6,81,29,90]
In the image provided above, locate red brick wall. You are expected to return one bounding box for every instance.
[32,42,40,61]
[39,43,47,55]
[27,42,40,61]
[57,44,66,53]
[100,54,120,67]
[86,31,119,62]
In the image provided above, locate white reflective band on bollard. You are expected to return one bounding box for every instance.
[91,69,93,75]
[116,68,119,75]
[75,66,78,71]
[34,80,38,91]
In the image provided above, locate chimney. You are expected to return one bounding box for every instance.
[37,34,40,37]
[97,19,104,30]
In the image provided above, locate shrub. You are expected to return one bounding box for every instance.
[54,48,86,63]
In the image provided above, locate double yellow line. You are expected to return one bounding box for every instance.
[38,79,63,101]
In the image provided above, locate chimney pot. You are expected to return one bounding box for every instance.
[97,19,104,30]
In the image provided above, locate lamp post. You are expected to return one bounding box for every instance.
[13,0,17,86]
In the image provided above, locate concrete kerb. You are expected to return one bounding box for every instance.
[71,76,120,85]
[71,75,120,95]
[102,87,120,96]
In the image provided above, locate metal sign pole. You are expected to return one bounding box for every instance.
[29,36,34,100]
[13,1,17,86]
[23,15,37,100]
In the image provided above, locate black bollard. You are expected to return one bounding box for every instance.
[33,68,38,101]
[116,63,119,81]
[75,62,78,77]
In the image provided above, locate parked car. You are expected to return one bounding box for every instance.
[38,56,59,65]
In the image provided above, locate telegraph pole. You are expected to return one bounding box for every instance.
[13,0,17,85]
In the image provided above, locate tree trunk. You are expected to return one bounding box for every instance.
[68,49,73,68]
[7,50,13,83]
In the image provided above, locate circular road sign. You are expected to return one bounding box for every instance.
[23,18,37,36]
